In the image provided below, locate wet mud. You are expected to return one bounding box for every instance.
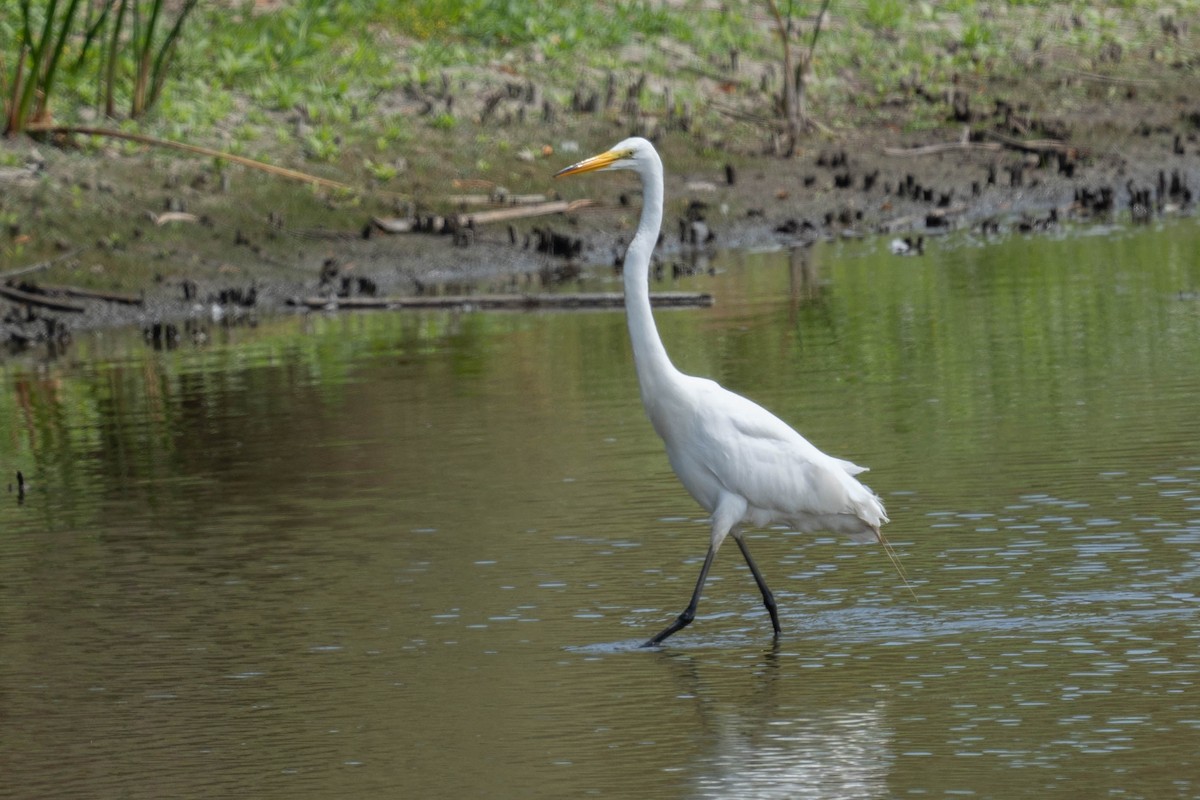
[1,79,1197,353]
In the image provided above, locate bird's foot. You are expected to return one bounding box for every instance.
[641,610,695,648]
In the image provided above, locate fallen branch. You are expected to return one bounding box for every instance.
[983,130,1079,156]
[22,282,143,305]
[25,124,354,192]
[371,217,415,234]
[446,193,549,206]
[0,249,84,281]
[0,283,87,312]
[885,141,1001,157]
[456,199,592,227]
[372,199,594,235]
[289,291,714,311]
[150,211,200,225]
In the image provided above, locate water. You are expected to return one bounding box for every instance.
[2,219,1200,799]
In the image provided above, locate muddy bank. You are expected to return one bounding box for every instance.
[2,85,1198,352]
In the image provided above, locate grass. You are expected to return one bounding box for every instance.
[3,0,86,133]
[864,0,908,30]
[2,0,1198,191]
[2,0,1198,280]
[1,0,199,133]
[393,0,684,53]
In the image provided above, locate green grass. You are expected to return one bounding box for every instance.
[4,0,1199,179]
[4,0,1200,275]
[1,0,201,133]
[864,0,908,30]
[393,0,683,51]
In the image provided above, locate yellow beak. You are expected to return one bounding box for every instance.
[553,149,622,179]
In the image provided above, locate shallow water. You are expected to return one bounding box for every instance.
[2,219,1200,799]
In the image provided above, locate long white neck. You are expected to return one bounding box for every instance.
[623,158,680,411]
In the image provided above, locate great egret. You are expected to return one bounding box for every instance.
[555,137,897,647]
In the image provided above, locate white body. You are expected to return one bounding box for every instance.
[555,137,889,642]
[647,374,885,545]
[612,138,887,552]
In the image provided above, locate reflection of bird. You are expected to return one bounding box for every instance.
[556,138,900,647]
[702,703,889,799]
[889,235,924,256]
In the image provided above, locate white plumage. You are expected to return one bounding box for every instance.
[556,137,892,646]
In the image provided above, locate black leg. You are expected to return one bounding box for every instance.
[642,543,717,647]
[734,534,780,637]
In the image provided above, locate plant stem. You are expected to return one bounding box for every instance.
[5,42,29,134]
[34,0,85,123]
[764,0,799,155]
[26,123,356,191]
[146,0,198,114]
[796,0,833,126]
[16,0,59,130]
[104,0,128,117]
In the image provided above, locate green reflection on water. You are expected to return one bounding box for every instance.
[1,218,1199,799]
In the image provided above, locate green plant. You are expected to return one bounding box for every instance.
[363,157,397,182]
[961,20,994,50]
[102,0,200,118]
[4,0,87,134]
[303,125,340,162]
[3,0,199,134]
[254,75,303,111]
[395,0,678,54]
[864,0,906,29]
[213,45,260,89]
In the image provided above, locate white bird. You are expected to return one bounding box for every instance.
[555,137,901,647]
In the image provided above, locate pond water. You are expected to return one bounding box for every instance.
[2,219,1200,799]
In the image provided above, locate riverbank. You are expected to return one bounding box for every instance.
[2,2,1197,349]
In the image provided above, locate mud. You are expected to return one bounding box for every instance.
[2,75,1198,352]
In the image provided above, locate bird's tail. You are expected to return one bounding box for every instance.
[846,477,912,597]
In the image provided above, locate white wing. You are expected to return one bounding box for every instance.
[669,378,886,540]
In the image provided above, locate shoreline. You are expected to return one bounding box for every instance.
[4,36,1199,350]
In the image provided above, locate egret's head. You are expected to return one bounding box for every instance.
[553,137,655,179]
